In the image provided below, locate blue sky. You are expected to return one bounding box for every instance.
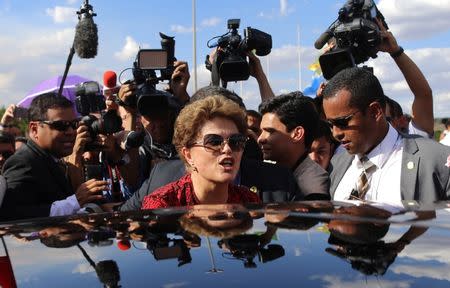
[0,0,449,116]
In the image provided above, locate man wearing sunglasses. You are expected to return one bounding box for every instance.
[1,93,108,221]
[323,67,450,204]
[258,92,330,200]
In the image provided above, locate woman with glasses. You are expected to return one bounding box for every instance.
[142,96,261,210]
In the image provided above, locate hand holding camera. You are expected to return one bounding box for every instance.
[1,104,17,126]
[169,61,190,104]
[375,18,400,55]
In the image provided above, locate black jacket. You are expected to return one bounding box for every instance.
[0,140,73,221]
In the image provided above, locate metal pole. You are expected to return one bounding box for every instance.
[192,0,198,92]
[297,24,302,92]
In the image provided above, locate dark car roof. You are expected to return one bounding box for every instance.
[1,201,450,287]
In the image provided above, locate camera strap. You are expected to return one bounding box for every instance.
[107,164,123,202]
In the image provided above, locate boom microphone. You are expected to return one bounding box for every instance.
[74,1,98,59]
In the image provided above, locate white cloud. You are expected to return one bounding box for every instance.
[72,263,95,274]
[170,25,193,34]
[114,36,141,61]
[280,0,295,16]
[21,28,74,58]
[310,275,412,288]
[46,6,77,24]
[377,0,450,40]
[201,17,221,27]
[0,71,16,89]
[66,0,78,4]
[163,282,189,288]
[259,0,294,19]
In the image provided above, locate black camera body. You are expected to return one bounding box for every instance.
[75,81,105,115]
[75,81,123,150]
[207,19,272,86]
[128,32,180,116]
[316,0,387,79]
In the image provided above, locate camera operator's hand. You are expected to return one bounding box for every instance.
[246,51,275,101]
[118,83,137,110]
[73,124,91,157]
[1,104,15,126]
[376,18,400,54]
[104,87,120,111]
[170,61,190,104]
[75,178,109,206]
[316,82,327,98]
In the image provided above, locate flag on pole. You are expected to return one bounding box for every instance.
[303,58,324,97]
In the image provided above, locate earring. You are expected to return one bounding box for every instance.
[191,163,198,173]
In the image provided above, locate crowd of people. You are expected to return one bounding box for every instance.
[0,21,449,222]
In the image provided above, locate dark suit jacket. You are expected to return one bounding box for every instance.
[0,140,74,220]
[120,158,299,211]
[329,135,450,203]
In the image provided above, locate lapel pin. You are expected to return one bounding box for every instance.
[250,186,258,193]
[407,161,414,170]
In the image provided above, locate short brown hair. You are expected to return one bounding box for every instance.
[173,96,247,167]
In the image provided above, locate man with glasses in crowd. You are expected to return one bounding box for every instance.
[0,93,108,220]
[323,67,450,205]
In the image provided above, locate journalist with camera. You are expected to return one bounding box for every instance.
[0,92,109,220]
[206,19,272,87]
[117,32,190,182]
[315,0,387,80]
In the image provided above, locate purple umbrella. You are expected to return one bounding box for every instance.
[18,75,97,108]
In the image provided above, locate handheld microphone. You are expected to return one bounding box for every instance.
[74,1,98,59]
[103,70,117,90]
[103,70,119,97]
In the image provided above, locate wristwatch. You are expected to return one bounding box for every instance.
[390,46,404,59]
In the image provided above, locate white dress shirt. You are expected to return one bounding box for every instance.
[49,156,81,216]
[334,124,404,207]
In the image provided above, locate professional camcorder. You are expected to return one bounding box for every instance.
[121,32,180,116]
[75,81,123,150]
[219,234,285,268]
[206,19,272,86]
[314,0,388,79]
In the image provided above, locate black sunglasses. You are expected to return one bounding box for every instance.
[191,134,247,152]
[40,120,79,131]
[207,211,249,221]
[326,110,361,129]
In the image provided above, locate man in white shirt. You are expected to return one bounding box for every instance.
[323,67,450,204]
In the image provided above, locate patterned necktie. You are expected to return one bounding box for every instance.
[349,156,376,200]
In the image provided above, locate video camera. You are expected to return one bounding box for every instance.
[147,233,192,267]
[314,0,388,79]
[219,234,285,268]
[75,81,122,151]
[122,32,180,116]
[206,19,272,86]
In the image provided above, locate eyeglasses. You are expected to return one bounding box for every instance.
[191,134,248,152]
[39,120,79,131]
[207,211,249,221]
[326,110,361,129]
